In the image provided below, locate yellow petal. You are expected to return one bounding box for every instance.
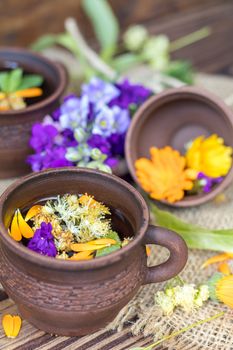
[25,205,42,222]
[12,316,22,337]
[2,314,14,337]
[10,211,22,241]
[201,253,233,269]
[70,243,109,252]
[218,262,231,275]
[69,251,94,260]
[17,210,34,239]
[87,238,116,245]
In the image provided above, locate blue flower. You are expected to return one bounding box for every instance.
[112,106,131,134]
[82,77,120,105]
[60,95,90,131]
[92,106,115,137]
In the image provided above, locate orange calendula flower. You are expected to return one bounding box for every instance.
[135,146,193,203]
[208,273,233,309]
[2,314,22,338]
[186,134,232,178]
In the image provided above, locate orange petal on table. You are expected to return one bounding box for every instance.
[17,210,34,239]
[69,251,94,261]
[218,262,231,275]
[2,314,21,338]
[70,243,108,252]
[15,88,43,98]
[87,238,116,245]
[25,205,42,222]
[201,253,233,269]
[10,210,22,241]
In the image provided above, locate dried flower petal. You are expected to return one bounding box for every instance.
[202,253,233,269]
[10,211,22,241]
[17,210,34,238]
[15,88,43,98]
[218,262,231,275]
[87,238,116,245]
[25,205,42,222]
[70,243,109,252]
[69,251,94,260]
[2,314,22,338]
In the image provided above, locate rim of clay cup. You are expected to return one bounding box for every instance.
[0,167,149,270]
[125,86,233,207]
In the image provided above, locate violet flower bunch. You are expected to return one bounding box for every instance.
[27,222,57,257]
[27,77,152,172]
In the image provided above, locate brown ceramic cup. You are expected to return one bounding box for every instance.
[0,168,187,336]
[0,47,67,179]
[126,86,233,207]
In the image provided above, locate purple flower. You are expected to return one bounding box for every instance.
[27,145,73,172]
[112,106,131,134]
[92,106,115,137]
[107,133,125,156]
[87,134,111,155]
[105,157,119,168]
[109,79,152,109]
[60,95,90,131]
[29,124,58,153]
[27,222,57,257]
[82,77,120,105]
[197,172,223,193]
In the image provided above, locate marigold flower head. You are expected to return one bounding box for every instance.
[135,146,193,203]
[186,134,232,178]
[208,273,233,309]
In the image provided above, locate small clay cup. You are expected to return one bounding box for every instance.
[126,86,233,207]
[0,168,187,336]
[0,47,67,178]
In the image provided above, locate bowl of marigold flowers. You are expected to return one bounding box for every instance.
[0,48,67,178]
[126,86,233,207]
[0,167,187,335]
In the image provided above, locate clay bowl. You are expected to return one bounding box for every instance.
[0,168,187,336]
[125,86,233,207]
[0,47,67,179]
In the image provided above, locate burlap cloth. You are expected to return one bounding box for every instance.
[1,73,233,349]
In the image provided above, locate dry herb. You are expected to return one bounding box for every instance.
[9,193,131,260]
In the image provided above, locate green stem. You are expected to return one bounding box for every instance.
[170,26,211,52]
[142,312,224,350]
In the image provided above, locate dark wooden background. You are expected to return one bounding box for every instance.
[1,0,233,74]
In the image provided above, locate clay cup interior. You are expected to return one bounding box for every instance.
[126,86,233,207]
[0,168,187,336]
[0,47,67,178]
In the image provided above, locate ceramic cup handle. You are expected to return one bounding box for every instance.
[143,225,188,284]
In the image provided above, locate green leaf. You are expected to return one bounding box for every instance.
[30,34,58,51]
[165,60,194,84]
[112,53,142,73]
[0,72,9,92]
[18,75,43,90]
[82,0,119,59]
[96,230,121,257]
[151,203,233,253]
[6,69,23,93]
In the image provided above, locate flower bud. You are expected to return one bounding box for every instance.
[123,25,148,51]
